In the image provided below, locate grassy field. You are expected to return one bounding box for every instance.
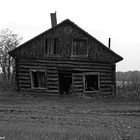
[0,95,139,140]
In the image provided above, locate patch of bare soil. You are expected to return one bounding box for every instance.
[0,96,139,139]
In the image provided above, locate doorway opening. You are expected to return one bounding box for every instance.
[59,71,72,95]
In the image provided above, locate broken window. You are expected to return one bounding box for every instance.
[84,73,99,92]
[31,71,46,88]
[72,38,87,56]
[45,38,59,55]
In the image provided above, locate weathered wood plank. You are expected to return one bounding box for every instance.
[47,70,57,73]
[48,87,58,90]
[18,63,112,73]
[20,85,31,88]
[47,78,58,81]
[73,81,83,84]
[19,80,31,84]
[18,59,112,66]
[47,90,59,93]
[47,83,59,87]
[18,77,30,80]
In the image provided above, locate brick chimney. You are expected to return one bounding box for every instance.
[108,38,111,49]
[50,12,57,27]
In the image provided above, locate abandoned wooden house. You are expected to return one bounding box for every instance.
[9,13,123,96]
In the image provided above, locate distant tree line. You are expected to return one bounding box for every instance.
[116,71,140,101]
[116,71,140,83]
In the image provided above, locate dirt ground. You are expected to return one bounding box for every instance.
[0,95,140,139]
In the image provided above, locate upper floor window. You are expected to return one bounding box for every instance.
[45,38,59,55]
[72,38,87,56]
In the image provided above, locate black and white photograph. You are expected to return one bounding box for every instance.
[0,0,140,139]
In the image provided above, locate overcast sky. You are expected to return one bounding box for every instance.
[0,0,140,72]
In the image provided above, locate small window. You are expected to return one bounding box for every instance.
[72,39,87,56]
[31,71,46,88]
[84,73,99,92]
[45,38,59,55]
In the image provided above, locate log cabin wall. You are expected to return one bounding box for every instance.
[16,58,116,96]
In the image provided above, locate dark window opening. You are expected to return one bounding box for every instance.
[72,39,87,56]
[84,74,99,92]
[31,71,46,88]
[45,38,59,55]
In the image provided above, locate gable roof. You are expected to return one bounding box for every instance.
[9,19,123,62]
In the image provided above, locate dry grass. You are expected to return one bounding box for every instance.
[0,123,112,140]
[0,95,139,140]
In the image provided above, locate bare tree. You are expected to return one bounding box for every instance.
[0,28,22,89]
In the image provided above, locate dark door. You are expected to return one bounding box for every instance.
[59,71,72,95]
